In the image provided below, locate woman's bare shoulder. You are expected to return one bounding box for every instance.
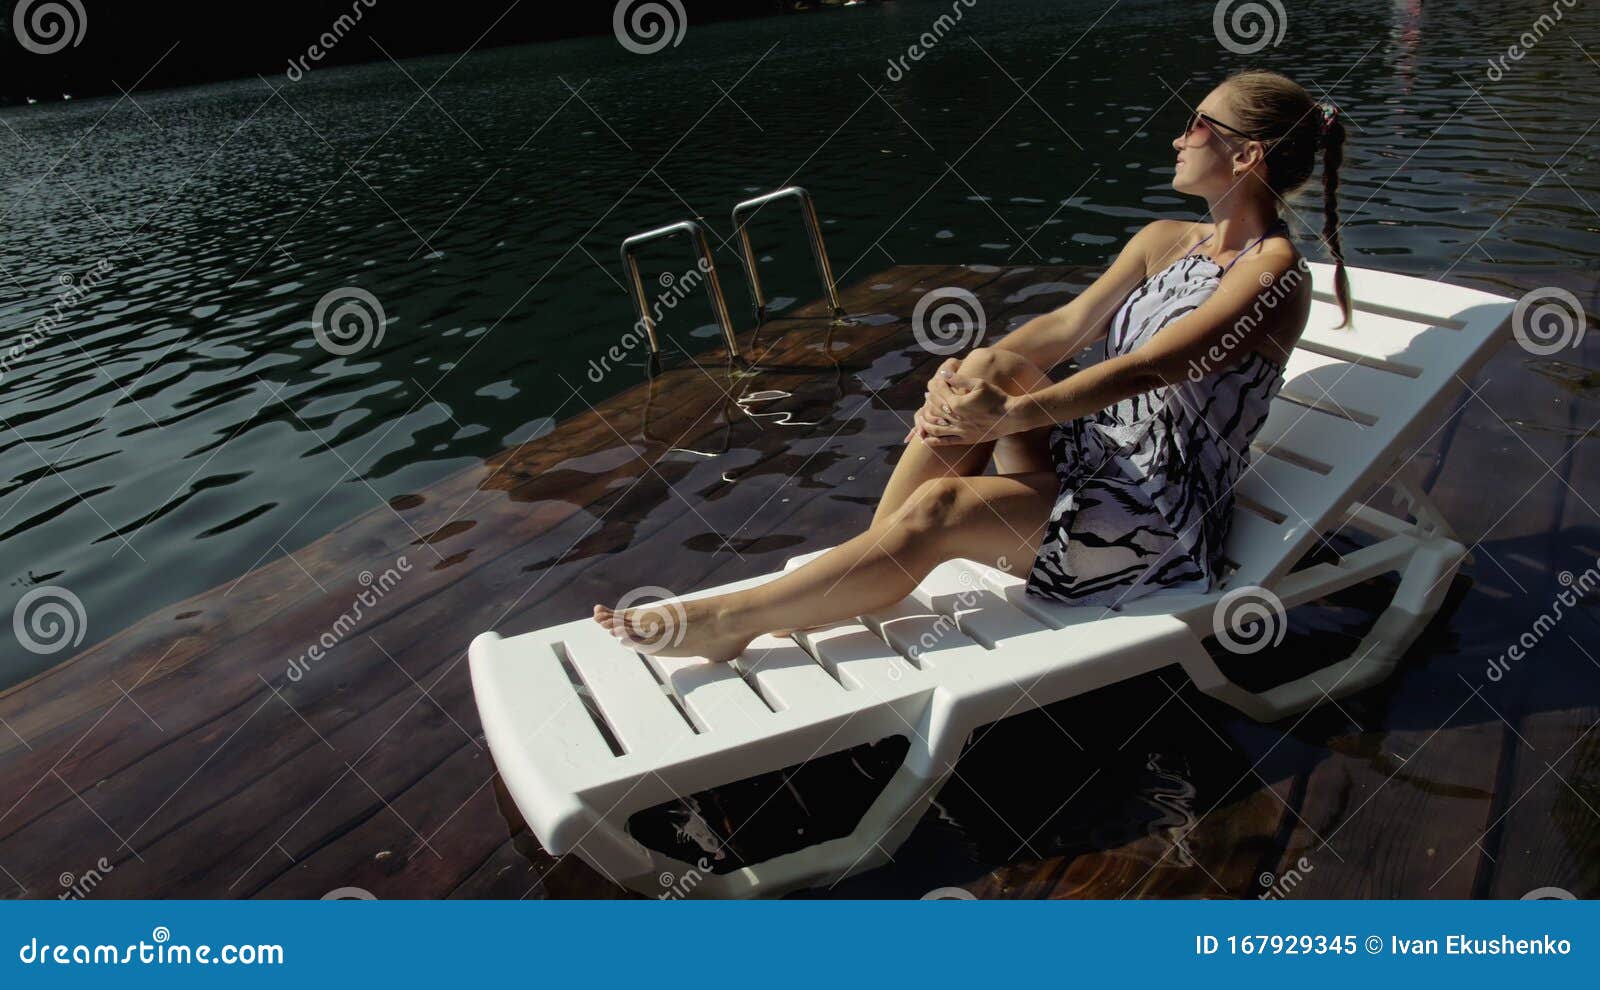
[1126,219,1207,273]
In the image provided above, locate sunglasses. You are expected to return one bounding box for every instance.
[1185,110,1263,143]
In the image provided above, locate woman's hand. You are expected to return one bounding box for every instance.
[906,364,1032,446]
[904,358,960,442]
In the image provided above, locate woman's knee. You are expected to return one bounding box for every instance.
[956,347,1003,382]
[958,347,1047,395]
[893,477,968,540]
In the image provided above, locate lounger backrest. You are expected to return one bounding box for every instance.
[1223,263,1515,589]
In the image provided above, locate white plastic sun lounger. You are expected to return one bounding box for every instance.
[469,263,1514,897]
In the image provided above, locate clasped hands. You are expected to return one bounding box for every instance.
[904,357,1036,446]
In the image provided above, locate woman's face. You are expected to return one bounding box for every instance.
[1172,84,1255,198]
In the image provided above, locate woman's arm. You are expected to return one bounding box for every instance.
[989,219,1186,371]
[922,245,1307,445]
[914,221,1192,437]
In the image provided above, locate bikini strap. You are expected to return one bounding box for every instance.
[1220,218,1289,274]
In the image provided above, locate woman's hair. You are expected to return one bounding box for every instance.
[1226,69,1351,327]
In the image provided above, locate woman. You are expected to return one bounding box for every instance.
[595,70,1351,662]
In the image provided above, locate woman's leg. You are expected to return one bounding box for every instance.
[872,347,1055,528]
[595,471,1056,662]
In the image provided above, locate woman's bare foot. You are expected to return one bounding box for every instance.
[592,597,752,664]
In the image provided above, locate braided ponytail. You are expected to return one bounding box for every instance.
[1227,71,1355,328]
[1320,106,1351,328]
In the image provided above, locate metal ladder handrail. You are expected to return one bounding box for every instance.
[729,186,843,326]
[619,220,740,358]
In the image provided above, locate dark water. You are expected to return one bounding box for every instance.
[1,0,1597,685]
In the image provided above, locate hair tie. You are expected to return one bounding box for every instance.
[1318,101,1339,135]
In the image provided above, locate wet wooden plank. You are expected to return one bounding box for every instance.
[1482,690,1600,901]
[1477,342,1600,900]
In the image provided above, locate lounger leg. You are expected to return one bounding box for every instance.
[598,705,962,899]
[1179,534,1467,722]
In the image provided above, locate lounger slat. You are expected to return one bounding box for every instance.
[1233,448,1334,528]
[643,652,774,737]
[472,633,618,769]
[560,623,697,752]
[1300,300,1458,374]
[1253,399,1366,475]
[795,619,916,692]
[1312,262,1509,326]
[737,633,853,712]
[863,598,989,672]
[1279,348,1411,426]
[1218,506,1292,585]
[908,559,1051,647]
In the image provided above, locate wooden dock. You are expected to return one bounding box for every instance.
[2,263,1596,900]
